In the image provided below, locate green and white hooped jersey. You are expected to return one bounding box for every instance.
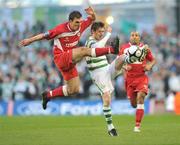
[85,36,108,71]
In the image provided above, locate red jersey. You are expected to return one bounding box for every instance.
[119,42,154,78]
[46,17,93,52]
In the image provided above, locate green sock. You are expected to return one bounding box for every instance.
[103,106,114,130]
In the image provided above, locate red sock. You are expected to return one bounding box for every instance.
[135,104,144,127]
[95,47,114,56]
[47,86,67,99]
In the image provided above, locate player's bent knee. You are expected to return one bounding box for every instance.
[131,102,137,108]
[102,93,111,106]
[103,99,111,106]
[67,87,80,95]
[132,104,137,108]
[137,92,146,104]
[79,47,89,56]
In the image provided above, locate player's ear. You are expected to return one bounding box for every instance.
[91,30,95,35]
[69,19,73,23]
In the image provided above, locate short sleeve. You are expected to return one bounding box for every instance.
[44,24,63,40]
[146,49,154,61]
[119,45,126,55]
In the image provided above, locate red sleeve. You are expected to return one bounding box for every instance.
[80,17,93,33]
[45,24,63,40]
[119,44,127,55]
[146,49,154,61]
[119,47,124,55]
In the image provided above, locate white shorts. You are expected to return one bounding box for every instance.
[89,58,123,95]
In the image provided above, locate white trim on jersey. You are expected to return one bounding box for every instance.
[55,30,80,39]
[54,39,63,51]
[67,23,81,32]
[53,23,82,50]
[55,23,81,39]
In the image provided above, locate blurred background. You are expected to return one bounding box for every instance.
[0,0,179,116]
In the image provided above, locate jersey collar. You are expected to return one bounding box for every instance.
[67,22,80,32]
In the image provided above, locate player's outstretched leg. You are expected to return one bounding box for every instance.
[41,85,69,110]
[72,37,120,63]
[41,77,80,110]
[94,36,120,56]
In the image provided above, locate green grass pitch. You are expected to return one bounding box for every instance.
[0,114,180,145]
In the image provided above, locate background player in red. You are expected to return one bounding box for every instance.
[19,7,120,109]
[119,31,156,132]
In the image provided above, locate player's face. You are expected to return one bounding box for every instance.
[69,17,83,31]
[93,27,105,41]
[130,32,140,45]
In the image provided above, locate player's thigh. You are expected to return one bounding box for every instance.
[65,76,80,95]
[126,80,137,107]
[109,58,123,79]
[128,91,137,108]
[135,76,149,95]
[72,47,91,63]
[54,50,74,70]
[90,67,114,95]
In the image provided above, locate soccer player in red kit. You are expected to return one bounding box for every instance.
[19,7,122,110]
[119,31,156,132]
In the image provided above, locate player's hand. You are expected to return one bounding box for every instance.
[85,6,95,16]
[143,44,150,54]
[144,64,152,71]
[139,44,149,62]
[123,65,132,71]
[19,39,32,47]
[107,26,112,33]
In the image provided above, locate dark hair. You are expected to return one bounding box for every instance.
[68,11,82,21]
[91,22,105,32]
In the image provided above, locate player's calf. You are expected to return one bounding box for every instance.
[135,104,144,132]
[130,97,137,108]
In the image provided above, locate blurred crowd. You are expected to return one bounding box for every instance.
[0,21,180,101]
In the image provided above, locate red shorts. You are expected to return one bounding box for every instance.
[53,49,78,81]
[125,75,148,99]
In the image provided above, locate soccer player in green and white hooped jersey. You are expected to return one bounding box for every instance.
[85,22,138,136]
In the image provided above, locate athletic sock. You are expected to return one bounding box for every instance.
[103,106,114,130]
[91,47,113,57]
[135,104,144,127]
[47,85,68,99]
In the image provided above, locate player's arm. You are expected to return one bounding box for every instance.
[80,6,96,32]
[144,48,156,71]
[85,6,96,21]
[19,24,62,47]
[19,33,46,47]
[91,26,112,47]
